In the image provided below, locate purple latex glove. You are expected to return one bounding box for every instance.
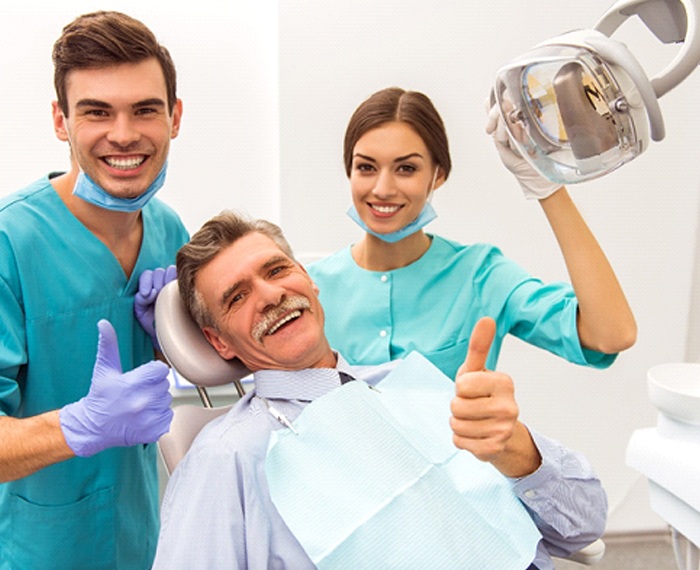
[60,319,174,457]
[134,265,177,350]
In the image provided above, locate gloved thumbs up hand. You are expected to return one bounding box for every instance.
[60,319,173,457]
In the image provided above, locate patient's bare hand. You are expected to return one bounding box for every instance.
[450,317,540,477]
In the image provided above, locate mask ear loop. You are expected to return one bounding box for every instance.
[426,166,440,204]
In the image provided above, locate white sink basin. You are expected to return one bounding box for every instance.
[648,362,700,426]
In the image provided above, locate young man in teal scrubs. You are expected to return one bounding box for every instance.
[0,11,188,569]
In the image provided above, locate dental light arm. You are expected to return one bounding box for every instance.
[595,0,687,41]
[594,0,700,98]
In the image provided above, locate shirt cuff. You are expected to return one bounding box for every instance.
[508,428,565,506]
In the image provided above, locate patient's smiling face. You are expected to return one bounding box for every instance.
[195,232,335,371]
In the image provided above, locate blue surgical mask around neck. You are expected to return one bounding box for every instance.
[347,167,439,243]
[72,160,168,212]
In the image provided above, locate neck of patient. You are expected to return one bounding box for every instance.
[245,345,338,373]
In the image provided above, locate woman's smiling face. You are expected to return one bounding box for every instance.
[349,121,444,236]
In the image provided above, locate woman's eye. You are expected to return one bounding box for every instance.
[398,164,416,173]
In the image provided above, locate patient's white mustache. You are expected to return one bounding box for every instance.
[252,296,311,341]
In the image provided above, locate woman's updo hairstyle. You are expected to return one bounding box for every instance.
[343,87,452,180]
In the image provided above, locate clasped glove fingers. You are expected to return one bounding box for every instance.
[134,265,177,349]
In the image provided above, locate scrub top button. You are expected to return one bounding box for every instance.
[379,330,387,338]
[380,274,388,282]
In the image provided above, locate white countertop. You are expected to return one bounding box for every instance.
[626,414,700,547]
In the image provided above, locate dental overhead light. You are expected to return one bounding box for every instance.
[491,0,700,184]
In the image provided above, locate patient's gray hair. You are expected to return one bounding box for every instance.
[176,210,295,330]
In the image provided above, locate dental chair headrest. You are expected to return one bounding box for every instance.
[155,280,250,387]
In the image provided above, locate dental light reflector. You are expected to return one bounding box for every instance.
[490,0,700,185]
[493,42,649,184]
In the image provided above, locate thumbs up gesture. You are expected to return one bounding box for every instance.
[449,317,541,477]
[60,320,174,457]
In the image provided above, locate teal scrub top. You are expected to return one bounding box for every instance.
[0,177,189,570]
[307,235,615,380]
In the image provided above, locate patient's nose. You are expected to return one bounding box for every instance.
[255,278,285,312]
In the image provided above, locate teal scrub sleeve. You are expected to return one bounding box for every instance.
[0,269,25,417]
[503,279,617,368]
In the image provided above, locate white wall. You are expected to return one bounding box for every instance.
[2,0,699,535]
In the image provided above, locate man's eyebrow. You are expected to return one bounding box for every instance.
[219,254,291,307]
[74,97,166,110]
[220,279,244,309]
[75,99,111,110]
[133,98,167,109]
[262,255,291,270]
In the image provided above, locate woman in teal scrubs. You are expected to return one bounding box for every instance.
[307,87,637,379]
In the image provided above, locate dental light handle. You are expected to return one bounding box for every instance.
[594,0,700,98]
[585,34,666,141]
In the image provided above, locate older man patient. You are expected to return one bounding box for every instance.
[152,210,606,570]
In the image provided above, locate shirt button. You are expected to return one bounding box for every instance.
[380,274,388,282]
[379,330,387,338]
[524,490,536,499]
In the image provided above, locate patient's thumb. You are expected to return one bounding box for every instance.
[461,317,496,373]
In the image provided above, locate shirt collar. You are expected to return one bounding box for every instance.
[253,352,356,401]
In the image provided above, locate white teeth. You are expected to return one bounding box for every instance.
[372,204,400,214]
[266,310,301,335]
[105,157,145,170]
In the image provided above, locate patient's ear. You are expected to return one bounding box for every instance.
[202,326,237,360]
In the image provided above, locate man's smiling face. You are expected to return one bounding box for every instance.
[53,58,181,201]
[196,232,335,371]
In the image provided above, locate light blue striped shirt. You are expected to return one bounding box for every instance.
[153,356,606,569]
